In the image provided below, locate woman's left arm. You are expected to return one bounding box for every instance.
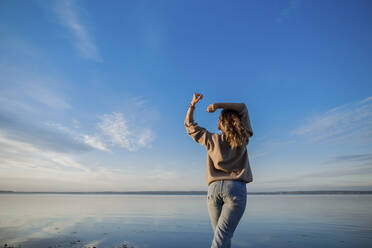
[184,93,201,126]
[184,105,195,126]
[184,93,214,150]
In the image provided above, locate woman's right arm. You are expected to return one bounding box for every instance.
[213,102,245,112]
[212,102,253,137]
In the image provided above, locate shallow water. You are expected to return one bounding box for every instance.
[0,194,371,248]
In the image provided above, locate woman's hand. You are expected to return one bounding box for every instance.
[207,104,216,113]
[191,93,203,107]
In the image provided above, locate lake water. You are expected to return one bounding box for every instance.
[0,194,371,248]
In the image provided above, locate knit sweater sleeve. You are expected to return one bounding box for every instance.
[238,103,253,137]
[184,106,214,150]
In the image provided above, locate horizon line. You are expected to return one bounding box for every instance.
[1,190,372,195]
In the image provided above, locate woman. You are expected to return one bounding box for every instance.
[184,93,253,248]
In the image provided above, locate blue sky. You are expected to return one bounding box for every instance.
[0,0,371,192]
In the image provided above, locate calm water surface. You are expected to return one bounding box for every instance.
[0,194,371,248]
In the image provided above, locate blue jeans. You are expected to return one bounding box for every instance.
[207,180,247,248]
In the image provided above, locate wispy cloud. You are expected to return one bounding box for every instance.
[0,64,71,112]
[0,128,181,191]
[53,0,101,61]
[276,0,302,23]
[292,96,372,144]
[42,110,156,152]
[250,151,372,192]
[83,112,155,152]
[82,134,108,151]
[26,85,71,109]
[307,164,372,178]
[0,131,89,172]
[1,82,155,156]
[328,153,372,163]
[359,96,372,104]
[0,113,91,154]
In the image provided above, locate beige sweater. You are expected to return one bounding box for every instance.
[184,103,253,186]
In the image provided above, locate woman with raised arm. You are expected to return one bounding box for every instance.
[184,93,253,248]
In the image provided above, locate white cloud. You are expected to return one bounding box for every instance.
[93,112,155,152]
[138,128,154,147]
[53,0,101,61]
[0,129,182,191]
[40,111,155,152]
[0,131,89,172]
[44,121,73,134]
[82,134,108,151]
[359,96,372,104]
[97,112,131,148]
[292,96,372,143]
[41,111,156,152]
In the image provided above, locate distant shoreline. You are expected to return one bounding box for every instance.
[1,190,372,195]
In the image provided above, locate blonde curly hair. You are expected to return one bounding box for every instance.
[218,109,249,148]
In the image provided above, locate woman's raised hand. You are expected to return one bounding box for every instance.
[191,93,203,107]
[207,104,216,113]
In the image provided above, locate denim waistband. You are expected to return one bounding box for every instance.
[209,180,245,186]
